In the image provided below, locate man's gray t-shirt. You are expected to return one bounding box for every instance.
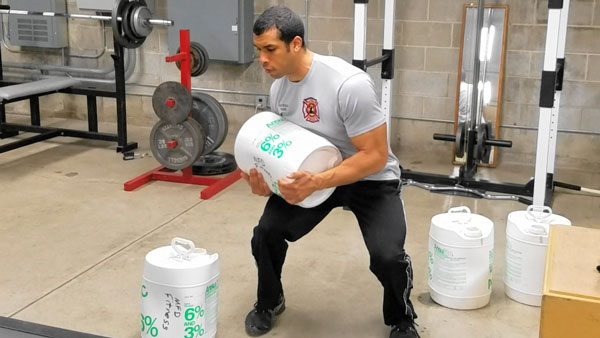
[269,53,401,181]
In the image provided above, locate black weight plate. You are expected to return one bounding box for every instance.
[192,152,237,176]
[191,42,209,77]
[152,81,193,124]
[481,123,493,162]
[111,0,128,47]
[122,2,140,46]
[112,0,146,48]
[475,123,488,161]
[149,119,205,170]
[190,92,228,155]
[455,121,466,158]
[176,42,210,77]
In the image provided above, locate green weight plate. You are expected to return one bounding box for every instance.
[149,119,205,170]
[152,81,193,124]
[190,92,228,155]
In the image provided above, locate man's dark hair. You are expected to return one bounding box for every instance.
[253,6,305,47]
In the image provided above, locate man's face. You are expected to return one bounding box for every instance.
[253,28,293,79]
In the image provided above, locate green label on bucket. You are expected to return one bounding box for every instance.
[206,282,218,297]
[266,119,285,129]
[260,133,293,159]
[184,323,204,337]
[141,313,159,337]
[183,305,205,337]
[434,244,449,258]
[184,306,204,320]
[271,181,281,196]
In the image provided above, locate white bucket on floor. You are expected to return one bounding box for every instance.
[141,238,219,338]
[428,206,494,310]
[234,111,343,208]
[504,205,571,306]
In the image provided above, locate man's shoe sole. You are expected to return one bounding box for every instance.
[245,301,286,336]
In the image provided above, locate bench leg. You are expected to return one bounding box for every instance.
[30,95,40,126]
[0,102,5,124]
[0,103,18,139]
[87,95,98,132]
[112,43,137,153]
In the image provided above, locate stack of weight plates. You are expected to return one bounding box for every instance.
[149,81,235,175]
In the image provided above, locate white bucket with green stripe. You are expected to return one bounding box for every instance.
[141,238,219,338]
[428,207,494,310]
[234,111,343,208]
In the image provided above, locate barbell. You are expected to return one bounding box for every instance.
[433,123,512,160]
[0,0,173,48]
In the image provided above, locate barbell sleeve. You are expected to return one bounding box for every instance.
[433,133,457,142]
[483,139,512,148]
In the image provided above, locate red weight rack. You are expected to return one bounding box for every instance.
[124,29,241,199]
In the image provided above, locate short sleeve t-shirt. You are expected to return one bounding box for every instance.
[269,53,400,181]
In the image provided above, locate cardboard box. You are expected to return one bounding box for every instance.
[540,226,600,338]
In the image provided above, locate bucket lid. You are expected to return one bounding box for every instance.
[144,238,219,286]
[507,206,571,244]
[430,207,494,247]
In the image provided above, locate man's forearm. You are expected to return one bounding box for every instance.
[314,150,387,189]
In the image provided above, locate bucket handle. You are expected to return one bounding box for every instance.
[526,205,552,222]
[448,206,472,224]
[171,237,207,260]
[448,206,471,214]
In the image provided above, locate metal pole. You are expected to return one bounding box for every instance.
[469,0,485,132]
[0,9,173,26]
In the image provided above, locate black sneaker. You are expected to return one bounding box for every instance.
[244,294,286,336]
[390,321,420,338]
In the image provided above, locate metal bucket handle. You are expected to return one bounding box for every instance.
[448,206,472,224]
[526,205,552,222]
[171,237,207,260]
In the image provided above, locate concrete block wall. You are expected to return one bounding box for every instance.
[2,0,599,170]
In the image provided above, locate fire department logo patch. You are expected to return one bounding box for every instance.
[302,97,320,123]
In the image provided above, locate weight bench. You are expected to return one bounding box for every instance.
[0,77,81,102]
[0,76,137,154]
[0,316,106,338]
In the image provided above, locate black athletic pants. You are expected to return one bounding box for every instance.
[250,179,417,325]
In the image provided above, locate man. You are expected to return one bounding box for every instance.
[242,6,418,338]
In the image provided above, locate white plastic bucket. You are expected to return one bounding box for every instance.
[504,205,571,306]
[141,238,219,338]
[234,111,343,208]
[428,206,494,310]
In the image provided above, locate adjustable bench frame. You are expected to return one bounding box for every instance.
[0,41,137,154]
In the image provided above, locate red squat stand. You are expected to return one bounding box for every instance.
[123,29,241,199]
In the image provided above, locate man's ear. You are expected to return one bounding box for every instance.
[291,36,303,52]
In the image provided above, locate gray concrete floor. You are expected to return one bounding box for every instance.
[1,118,599,338]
